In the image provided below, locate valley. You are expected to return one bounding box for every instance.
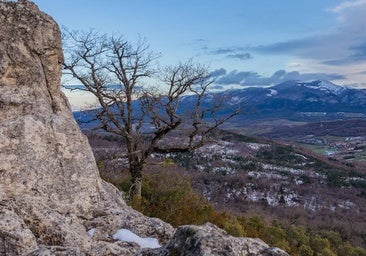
[75,79,366,250]
[86,128,366,249]
[243,119,366,163]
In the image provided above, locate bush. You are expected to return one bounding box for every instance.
[128,171,217,226]
[299,244,313,256]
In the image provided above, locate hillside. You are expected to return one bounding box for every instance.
[87,129,366,249]
[260,119,366,162]
[263,119,366,138]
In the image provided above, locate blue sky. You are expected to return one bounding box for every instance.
[33,0,366,89]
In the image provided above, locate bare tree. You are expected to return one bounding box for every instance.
[62,29,238,197]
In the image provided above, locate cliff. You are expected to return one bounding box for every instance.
[0,1,288,255]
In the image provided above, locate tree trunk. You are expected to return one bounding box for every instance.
[130,163,143,198]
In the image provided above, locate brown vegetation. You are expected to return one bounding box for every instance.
[86,130,366,255]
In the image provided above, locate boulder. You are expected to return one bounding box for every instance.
[142,223,289,256]
[0,1,289,255]
[0,1,173,255]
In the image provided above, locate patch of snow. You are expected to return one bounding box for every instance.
[248,171,284,180]
[295,179,304,185]
[304,81,344,94]
[285,193,300,207]
[326,150,335,156]
[196,164,205,171]
[247,191,264,202]
[261,164,304,175]
[348,177,366,182]
[87,228,97,237]
[212,166,235,175]
[266,194,278,206]
[304,196,318,211]
[270,247,288,254]
[198,140,239,156]
[266,89,278,97]
[337,200,355,209]
[295,153,309,159]
[113,229,161,249]
[226,149,239,155]
[230,96,245,105]
[319,80,344,94]
[247,143,269,150]
[225,188,243,200]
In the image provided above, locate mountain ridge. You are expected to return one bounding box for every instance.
[73,80,366,129]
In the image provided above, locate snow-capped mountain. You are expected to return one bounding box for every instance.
[302,80,345,94]
[74,80,366,128]
[185,80,366,122]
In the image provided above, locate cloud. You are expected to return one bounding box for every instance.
[226,53,252,60]
[210,48,238,55]
[214,69,345,86]
[321,42,366,66]
[205,46,253,61]
[331,0,366,14]
[253,0,366,66]
[255,37,320,55]
[216,70,259,85]
[350,42,366,60]
[210,68,227,78]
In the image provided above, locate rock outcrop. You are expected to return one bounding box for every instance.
[0,1,289,255]
[144,223,289,256]
[0,1,173,255]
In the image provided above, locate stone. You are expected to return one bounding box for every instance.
[0,1,173,255]
[0,1,289,255]
[141,223,289,256]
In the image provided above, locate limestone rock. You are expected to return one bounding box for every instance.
[0,1,173,255]
[0,1,289,256]
[142,223,289,256]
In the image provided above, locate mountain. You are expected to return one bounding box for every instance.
[208,80,366,122]
[73,80,366,129]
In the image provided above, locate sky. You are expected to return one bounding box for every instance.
[32,0,366,92]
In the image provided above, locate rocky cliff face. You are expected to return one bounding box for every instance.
[0,1,288,255]
[0,1,173,255]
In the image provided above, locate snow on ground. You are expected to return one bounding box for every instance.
[212,166,235,175]
[337,200,355,210]
[87,228,97,237]
[112,229,161,249]
[261,163,305,175]
[295,179,304,185]
[266,89,278,97]
[284,193,300,207]
[198,140,239,155]
[265,194,278,206]
[230,96,245,105]
[247,143,270,150]
[248,171,284,180]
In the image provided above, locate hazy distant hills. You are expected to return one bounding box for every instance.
[74,80,366,129]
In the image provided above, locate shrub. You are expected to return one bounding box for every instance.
[118,170,218,227]
[299,244,313,256]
